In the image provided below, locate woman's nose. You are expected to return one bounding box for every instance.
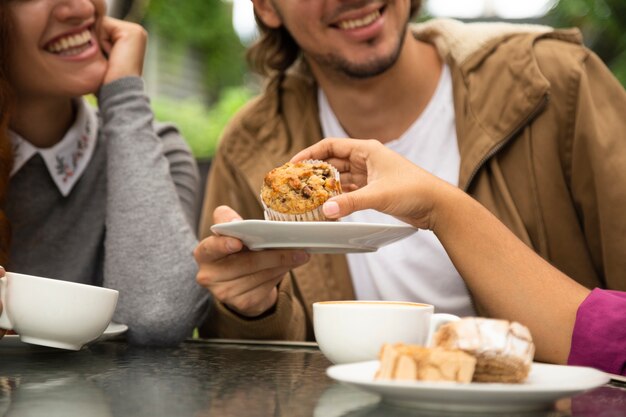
[52,0,97,23]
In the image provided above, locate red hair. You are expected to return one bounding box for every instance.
[0,2,14,267]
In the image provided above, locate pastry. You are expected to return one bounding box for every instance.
[260,160,342,221]
[433,317,535,383]
[375,343,476,383]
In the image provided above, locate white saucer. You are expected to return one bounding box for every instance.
[0,322,128,349]
[97,322,128,341]
[327,360,609,413]
[211,220,417,253]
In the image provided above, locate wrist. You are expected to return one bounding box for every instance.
[430,184,466,236]
[224,301,277,320]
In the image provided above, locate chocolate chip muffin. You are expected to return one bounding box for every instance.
[261,160,342,221]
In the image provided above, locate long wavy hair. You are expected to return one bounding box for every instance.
[247,0,423,77]
[0,2,14,267]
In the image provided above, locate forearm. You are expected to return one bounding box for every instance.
[433,188,590,364]
[99,77,209,345]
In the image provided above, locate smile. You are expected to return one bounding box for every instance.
[45,29,93,56]
[337,9,382,30]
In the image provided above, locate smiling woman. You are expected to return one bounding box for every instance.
[0,0,209,346]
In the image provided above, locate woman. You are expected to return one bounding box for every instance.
[0,0,208,345]
[292,138,626,376]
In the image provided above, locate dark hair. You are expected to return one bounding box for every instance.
[247,0,423,77]
[0,2,14,267]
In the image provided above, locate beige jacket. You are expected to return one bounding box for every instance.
[199,19,626,340]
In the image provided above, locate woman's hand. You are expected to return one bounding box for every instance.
[99,17,148,85]
[291,138,460,230]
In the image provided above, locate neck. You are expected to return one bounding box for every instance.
[311,32,442,143]
[9,96,75,149]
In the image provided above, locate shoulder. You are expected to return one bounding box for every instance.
[532,34,591,84]
[219,63,318,165]
[531,34,619,111]
[470,28,596,100]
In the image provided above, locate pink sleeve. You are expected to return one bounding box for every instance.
[567,288,626,375]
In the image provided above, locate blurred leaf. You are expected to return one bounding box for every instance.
[151,87,254,160]
[144,0,247,96]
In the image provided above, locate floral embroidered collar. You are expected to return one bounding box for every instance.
[9,98,98,197]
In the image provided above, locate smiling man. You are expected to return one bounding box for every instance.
[194,0,626,344]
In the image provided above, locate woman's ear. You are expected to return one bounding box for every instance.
[251,0,282,28]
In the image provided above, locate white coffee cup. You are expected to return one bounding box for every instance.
[0,272,119,350]
[313,300,459,364]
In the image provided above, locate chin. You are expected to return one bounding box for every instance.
[71,65,107,96]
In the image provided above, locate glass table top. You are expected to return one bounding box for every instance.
[1,339,624,417]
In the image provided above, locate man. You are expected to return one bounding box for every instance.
[194,0,626,341]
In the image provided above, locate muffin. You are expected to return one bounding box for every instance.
[433,317,535,383]
[261,160,342,221]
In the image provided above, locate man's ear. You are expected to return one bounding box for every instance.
[251,0,282,28]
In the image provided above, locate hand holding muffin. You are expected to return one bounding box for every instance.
[292,137,589,365]
[291,138,455,230]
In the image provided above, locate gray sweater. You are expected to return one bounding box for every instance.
[7,77,210,346]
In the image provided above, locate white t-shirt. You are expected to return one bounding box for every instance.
[318,65,476,316]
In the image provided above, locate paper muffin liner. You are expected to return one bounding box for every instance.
[261,159,341,222]
[262,201,328,221]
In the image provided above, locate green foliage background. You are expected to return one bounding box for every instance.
[151,88,252,160]
[545,0,626,86]
[144,0,248,97]
[142,0,254,159]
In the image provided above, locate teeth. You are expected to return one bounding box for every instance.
[338,10,381,30]
[46,30,92,54]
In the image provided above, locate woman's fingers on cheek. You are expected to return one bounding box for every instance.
[99,18,114,41]
[101,40,112,55]
[99,26,113,54]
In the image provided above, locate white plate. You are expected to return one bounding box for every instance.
[0,322,128,349]
[211,220,418,253]
[327,360,609,413]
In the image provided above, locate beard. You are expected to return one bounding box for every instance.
[305,16,409,79]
